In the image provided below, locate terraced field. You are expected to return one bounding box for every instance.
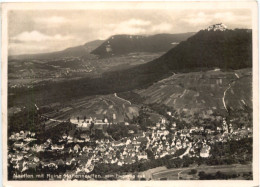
[135,68,252,115]
[225,73,252,110]
[42,93,140,126]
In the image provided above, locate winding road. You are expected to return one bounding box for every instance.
[222,83,232,111]
[114,93,132,105]
[222,73,240,112]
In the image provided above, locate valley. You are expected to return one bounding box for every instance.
[8,52,164,88]
[7,25,254,181]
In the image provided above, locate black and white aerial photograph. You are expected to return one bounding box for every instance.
[2,1,259,186]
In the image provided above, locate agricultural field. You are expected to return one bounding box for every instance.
[8,52,163,88]
[92,52,165,73]
[39,93,140,129]
[151,167,184,180]
[135,68,252,115]
[150,164,252,180]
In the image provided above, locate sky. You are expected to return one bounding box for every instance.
[8,8,252,55]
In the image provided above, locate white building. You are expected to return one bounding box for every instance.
[206,23,227,31]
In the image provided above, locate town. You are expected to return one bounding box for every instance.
[6,8,254,183]
[8,106,252,180]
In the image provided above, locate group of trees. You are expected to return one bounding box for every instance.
[226,108,253,130]
[148,103,193,130]
[131,110,153,131]
[8,106,43,137]
[130,103,190,131]
[90,129,107,140]
[106,124,139,141]
[189,169,197,175]
[209,137,252,164]
[198,171,250,180]
[8,101,79,144]
[36,122,76,144]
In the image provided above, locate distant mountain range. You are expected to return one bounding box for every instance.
[99,28,252,90]
[9,40,104,60]
[9,33,195,60]
[9,27,252,107]
[91,33,195,58]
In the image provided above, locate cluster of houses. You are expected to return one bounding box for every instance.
[8,131,39,173]
[70,117,109,129]
[8,112,252,180]
[8,130,97,176]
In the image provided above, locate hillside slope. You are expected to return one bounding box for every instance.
[91,33,195,58]
[99,29,252,91]
[9,28,252,107]
[135,68,252,115]
[157,29,252,70]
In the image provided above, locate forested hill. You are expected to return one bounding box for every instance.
[101,29,252,88]
[156,29,252,70]
[9,29,252,106]
[91,33,195,58]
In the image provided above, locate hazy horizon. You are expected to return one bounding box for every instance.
[8,8,251,55]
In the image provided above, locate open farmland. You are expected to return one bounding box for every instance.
[151,167,185,180]
[151,164,252,180]
[40,93,140,129]
[135,68,252,115]
[180,164,252,180]
[92,52,165,73]
[8,52,163,88]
